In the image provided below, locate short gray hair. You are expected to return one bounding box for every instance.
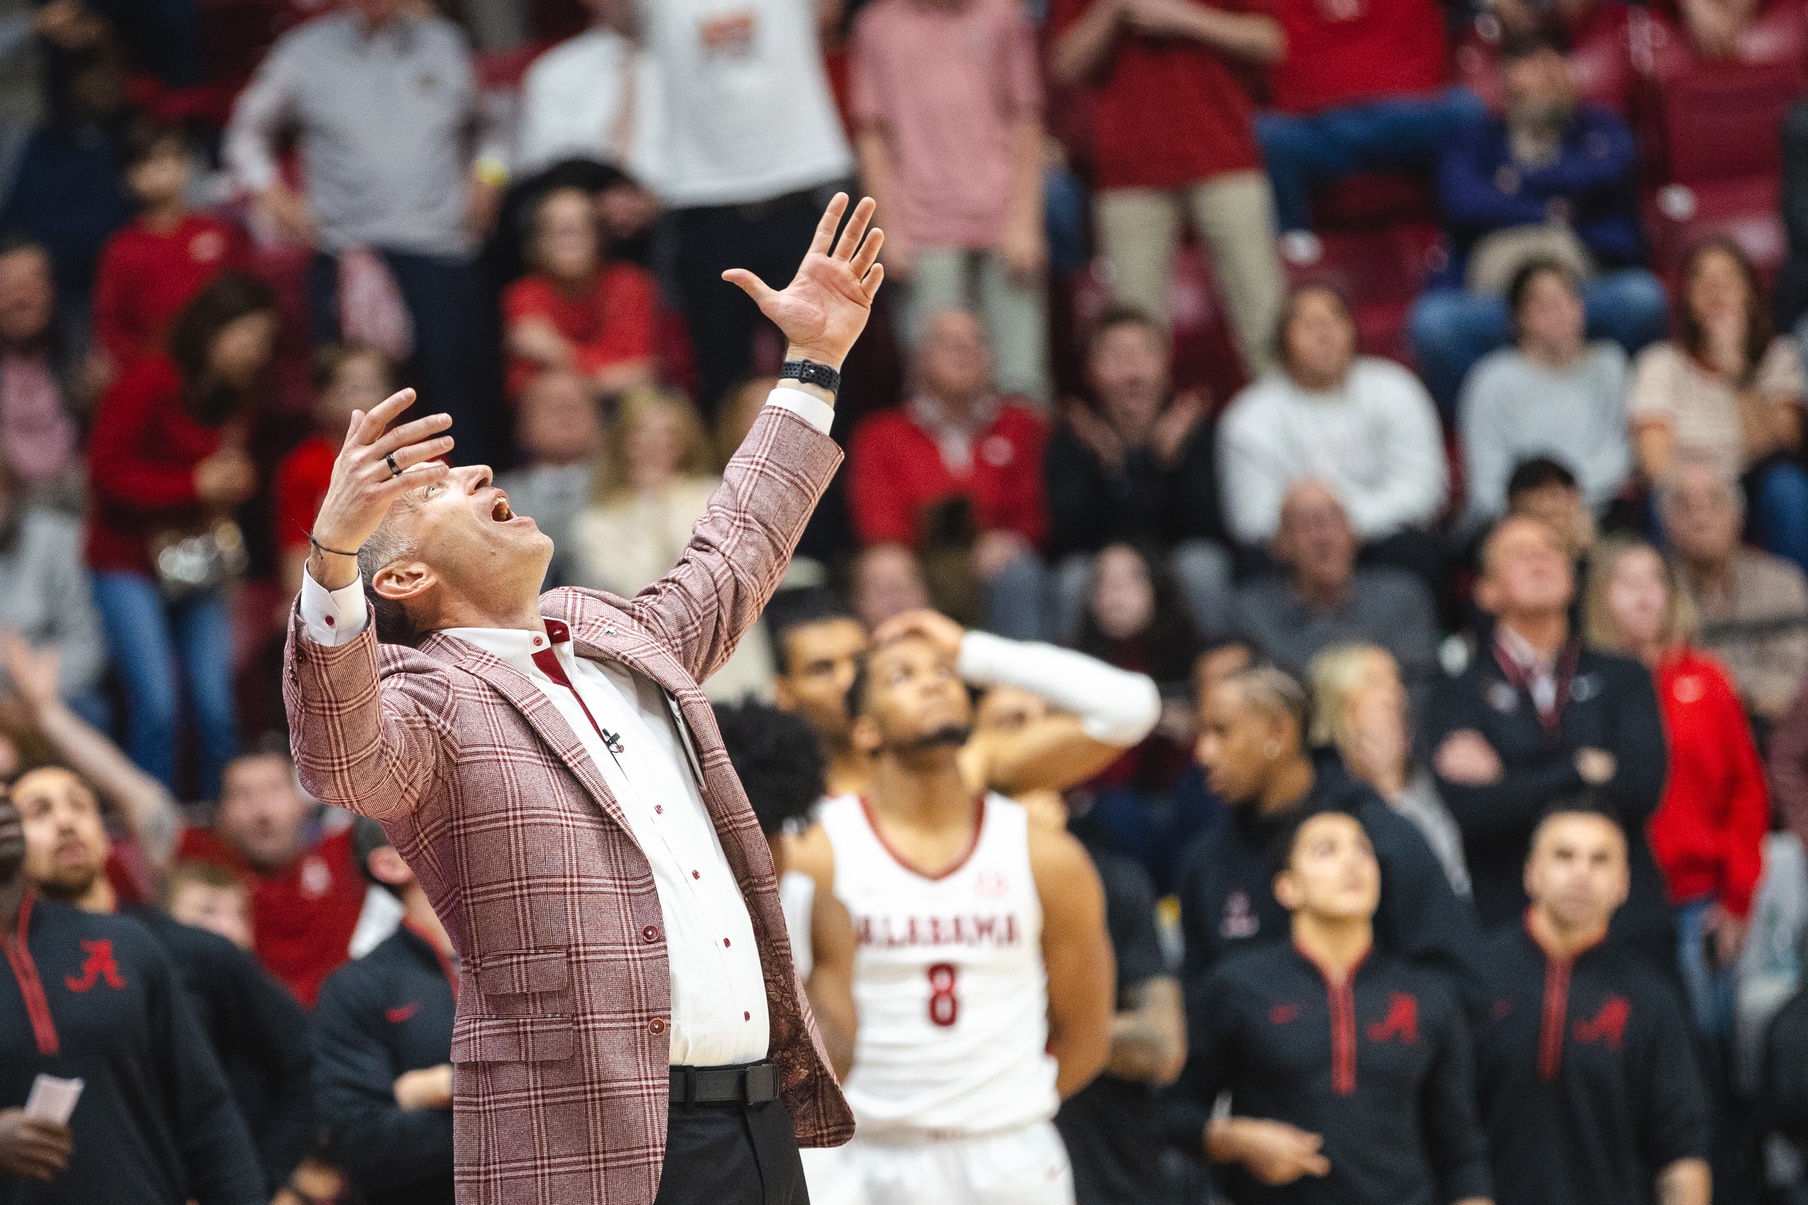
[1656,450,1745,522]
[358,510,420,645]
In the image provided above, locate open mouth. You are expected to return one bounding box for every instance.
[490,494,514,522]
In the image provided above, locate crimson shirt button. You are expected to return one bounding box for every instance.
[642,925,659,942]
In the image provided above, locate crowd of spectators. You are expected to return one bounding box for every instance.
[7,0,1808,1200]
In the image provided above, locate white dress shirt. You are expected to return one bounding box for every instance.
[298,390,836,1065]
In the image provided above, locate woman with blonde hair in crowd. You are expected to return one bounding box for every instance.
[570,385,776,700]
[1309,642,1470,898]
[1583,534,1768,1035]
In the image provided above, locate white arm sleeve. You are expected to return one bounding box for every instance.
[299,569,371,646]
[957,630,1162,746]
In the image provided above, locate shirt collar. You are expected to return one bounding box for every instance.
[441,620,574,674]
[1495,622,1554,676]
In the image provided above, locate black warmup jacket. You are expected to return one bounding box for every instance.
[1426,643,1673,963]
[313,923,456,1205]
[1473,925,1709,1205]
[128,907,312,1195]
[1163,943,1494,1205]
[1175,765,1488,1013]
[0,896,264,1205]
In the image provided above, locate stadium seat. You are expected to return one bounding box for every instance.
[1309,173,1438,230]
[1281,224,1445,364]
[1648,59,1802,185]
[1644,175,1788,285]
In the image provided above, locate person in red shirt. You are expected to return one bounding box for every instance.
[1583,535,1768,1039]
[271,341,396,603]
[85,272,277,800]
[90,120,249,386]
[847,309,1050,638]
[501,185,658,401]
[1253,0,1484,233]
[175,749,369,1009]
[1049,0,1285,375]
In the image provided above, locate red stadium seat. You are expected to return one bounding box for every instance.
[1281,224,1445,364]
[1649,60,1802,185]
[1644,176,1788,286]
[1309,173,1438,230]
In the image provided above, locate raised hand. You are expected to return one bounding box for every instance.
[723,193,884,370]
[307,389,454,589]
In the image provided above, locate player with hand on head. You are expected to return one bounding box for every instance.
[790,613,1120,1205]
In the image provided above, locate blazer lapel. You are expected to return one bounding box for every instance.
[416,631,634,837]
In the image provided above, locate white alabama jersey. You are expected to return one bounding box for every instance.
[819,792,1056,1136]
[779,869,816,981]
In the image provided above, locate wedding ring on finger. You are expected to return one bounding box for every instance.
[386,453,401,479]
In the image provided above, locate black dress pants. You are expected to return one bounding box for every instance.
[652,1099,808,1205]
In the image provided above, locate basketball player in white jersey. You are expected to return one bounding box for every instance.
[792,611,1125,1205]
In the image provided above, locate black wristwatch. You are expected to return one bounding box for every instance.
[779,359,841,396]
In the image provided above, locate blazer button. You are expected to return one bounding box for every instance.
[648,1017,667,1035]
[641,925,660,943]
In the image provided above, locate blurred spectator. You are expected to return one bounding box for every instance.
[1584,536,1767,1037]
[1231,480,1439,716]
[0,455,103,714]
[1473,803,1712,1205]
[225,0,508,465]
[1506,456,1598,568]
[1427,516,1672,969]
[164,861,253,951]
[851,542,932,630]
[12,763,315,1198]
[314,817,456,1205]
[90,121,249,386]
[176,750,369,1008]
[1178,667,1486,1005]
[495,369,603,589]
[640,0,853,412]
[514,0,665,183]
[1310,642,1471,898]
[1769,664,1808,856]
[1048,0,1284,375]
[1077,543,1202,692]
[501,185,657,400]
[1254,0,1482,234]
[850,0,1048,402]
[0,796,266,1205]
[1218,287,1447,588]
[570,386,776,701]
[847,311,1049,638]
[84,272,277,797]
[1661,453,1808,724]
[1408,33,1664,410]
[1166,809,1493,1205]
[1073,543,1200,793]
[1047,307,1231,641]
[0,239,81,506]
[1631,239,1808,574]
[1458,261,1632,530]
[273,342,395,603]
[767,586,873,798]
[0,37,133,342]
[1668,0,1767,57]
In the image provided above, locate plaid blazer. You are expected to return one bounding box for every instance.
[283,406,853,1204]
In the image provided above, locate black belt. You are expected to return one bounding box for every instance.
[670,1061,779,1106]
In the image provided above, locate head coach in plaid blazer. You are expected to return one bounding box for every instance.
[282,196,886,1205]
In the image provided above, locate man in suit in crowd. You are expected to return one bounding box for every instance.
[283,194,886,1205]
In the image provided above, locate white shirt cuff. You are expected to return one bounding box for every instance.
[299,568,371,646]
[766,386,836,435]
